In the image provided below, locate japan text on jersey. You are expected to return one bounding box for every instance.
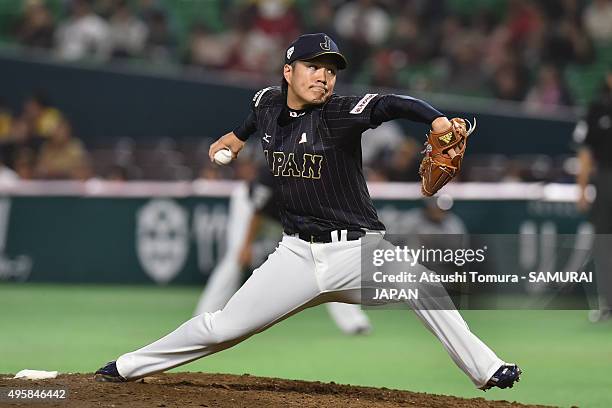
[250,87,385,236]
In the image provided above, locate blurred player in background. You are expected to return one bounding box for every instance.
[575,67,612,322]
[194,165,372,335]
[395,196,469,308]
[400,196,466,236]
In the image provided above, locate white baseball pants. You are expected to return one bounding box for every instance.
[117,234,504,388]
[194,182,371,334]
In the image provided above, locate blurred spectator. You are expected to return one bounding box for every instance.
[13,0,55,49]
[0,99,13,141]
[109,0,148,58]
[106,163,129,181]
[186,23,240,69]
[493,0,546,70]
[524,64,573,111]
[35,118,90,179]
[308,0,339,40]
[334,0,390,46]
[367,48,401,88]
[491,62,529,101]
[0,118,31,175]
[502,159,526,182]
[94,0,116,20]
[437,15,464,60]
[444,32,488,96]
[234,158,258,182]
[0,103,18,180]
[21,91,63,141]
[55,0,111,61]
[13,147,36,179]
[198,162,223,180]
[488,44,530,101]
[537,0,583,23]
[232,26,283,75]
[227,1,300,75]
[6,118,30,146]
[388,11,430,66]
[334,0,391,79]
[73,161,93,180]
[137,0,162,22]
[541,17,594,66]
[0,112,23,172]
[505,0,544,47]
[583,0,612,43]
[437,12,492,96]
[143,8,176,62]
[414,0,448,25]
[252,0,301,39]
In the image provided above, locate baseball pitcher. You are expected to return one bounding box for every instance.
[95,33,521,391]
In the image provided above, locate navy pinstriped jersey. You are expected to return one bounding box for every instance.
[241,86,386,236]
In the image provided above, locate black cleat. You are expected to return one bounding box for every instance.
[94,361,127,382]
[481,364,522,391]
[351,325,372,335]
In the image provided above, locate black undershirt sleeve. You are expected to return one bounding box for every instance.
[370,95,444,127]
[233,109,258,141]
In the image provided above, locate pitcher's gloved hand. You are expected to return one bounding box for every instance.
[419,118,476,196]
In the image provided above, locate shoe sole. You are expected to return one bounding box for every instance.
[503,368,521,389]
[94,373,127,383]
[480,367,522,391]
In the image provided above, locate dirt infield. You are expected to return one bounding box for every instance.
[0,372,552,408]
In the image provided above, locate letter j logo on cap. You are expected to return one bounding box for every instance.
[320,36,331,50]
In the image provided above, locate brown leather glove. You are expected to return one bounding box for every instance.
[419,118,476,196]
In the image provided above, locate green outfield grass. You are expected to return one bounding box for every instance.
[1,283,610,407]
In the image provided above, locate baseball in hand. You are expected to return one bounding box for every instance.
[213,148,233,165]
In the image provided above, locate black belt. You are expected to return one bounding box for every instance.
[295,229,365,243]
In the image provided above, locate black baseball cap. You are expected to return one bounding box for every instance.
[285,33,347,70]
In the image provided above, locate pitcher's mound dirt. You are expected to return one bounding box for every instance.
[0,372,553,407]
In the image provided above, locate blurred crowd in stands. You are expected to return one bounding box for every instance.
[1,0,611,182]
[5,0,612,106]
[0,92,91,181]
[0,88,586,184]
